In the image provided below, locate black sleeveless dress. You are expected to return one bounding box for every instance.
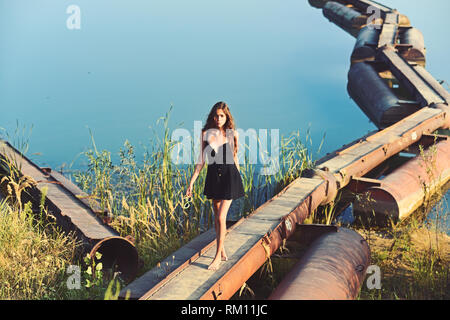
[203,140,245,200]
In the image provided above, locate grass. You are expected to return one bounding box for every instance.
[357,218,449,299]
[0,199,78,299]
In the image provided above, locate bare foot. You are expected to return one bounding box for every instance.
[208,257,221,271]
[221,249,228,261]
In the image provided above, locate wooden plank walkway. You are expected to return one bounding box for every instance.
[377,13,398,47]
[380,47,446,106]
[318,107,444,174]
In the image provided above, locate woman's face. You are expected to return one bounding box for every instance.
[214,108,227,129]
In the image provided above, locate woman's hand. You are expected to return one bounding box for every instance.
[186,184,193,197]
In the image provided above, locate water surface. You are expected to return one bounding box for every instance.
[1,0,448,227]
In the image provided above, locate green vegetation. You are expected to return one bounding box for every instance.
[0,199,77,299]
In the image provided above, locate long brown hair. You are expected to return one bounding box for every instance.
[202,101,238,157]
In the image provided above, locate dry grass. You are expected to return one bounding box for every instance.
[357,218,449,300]
[0,200,78,299]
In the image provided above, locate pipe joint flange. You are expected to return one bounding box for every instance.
[313,169,339,205]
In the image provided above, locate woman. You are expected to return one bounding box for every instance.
[185,101,245,271]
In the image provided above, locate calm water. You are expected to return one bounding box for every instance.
[1,1,449,228]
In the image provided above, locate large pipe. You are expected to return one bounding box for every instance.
[269,227,370,300]
[0,140,139,281]
[347,61,420,128]
[346,0,392,14]
[353,138,450,225]
[308,0,333,9]
[323,2,368,37]
[351,25,380,63]
[399,27,426,67]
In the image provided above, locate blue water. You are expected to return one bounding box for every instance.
[1,1,449,227]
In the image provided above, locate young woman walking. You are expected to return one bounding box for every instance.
[185,101,245,271]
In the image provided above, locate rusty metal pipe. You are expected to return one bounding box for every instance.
[346,0,392,14]
[269,227,370,300]
[347,61,420,128]
[308,0,333,9]
[351,25,380,63]
[323,2,367,37]
[353,138,450,225]
[399,27,426,66]
[0,140,139,281]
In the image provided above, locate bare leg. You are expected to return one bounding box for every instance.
[208,199,232,270]
[212,200,227,261]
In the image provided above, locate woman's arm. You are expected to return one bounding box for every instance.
[186,132,206,195]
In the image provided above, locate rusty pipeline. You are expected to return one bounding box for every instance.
[398,27,426,67]
[269,227,370,300]
[0,140,139,281]
[351,25,380,63]
[308,0,332,9]
[347,61,420,128]
[353,138,450,225]
[346,0,392,14]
